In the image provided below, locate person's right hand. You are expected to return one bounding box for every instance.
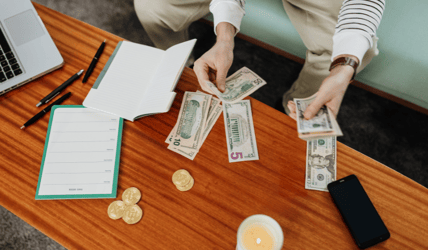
[193,22,236,93]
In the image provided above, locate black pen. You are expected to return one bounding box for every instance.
[22,92,72,129]
[82,39,106,83]
[36,70,83,107]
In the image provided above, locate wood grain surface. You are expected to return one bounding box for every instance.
[1,3,427,250]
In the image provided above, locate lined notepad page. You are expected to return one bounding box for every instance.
[84,42,164,120]
[37,108,121,196]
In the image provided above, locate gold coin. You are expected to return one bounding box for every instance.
[107,200,126,220]
[176,176,194,192]
[175,176,191,187]
[172,169,192,187]
[122,204,143,224]
[122,187,141,205]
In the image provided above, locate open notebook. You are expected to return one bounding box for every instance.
[83,39,196,121]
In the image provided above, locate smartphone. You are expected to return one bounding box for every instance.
[327,174,390,249]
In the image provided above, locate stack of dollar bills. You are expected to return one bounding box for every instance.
[165,91,222,160]
[293,95,341,192]
[165,67,266,162]
[294,95,343,140]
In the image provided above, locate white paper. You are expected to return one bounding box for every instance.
[83,39,196,121]
[37,108,121,196]
[151,39,196,93]
[83,41,164,120]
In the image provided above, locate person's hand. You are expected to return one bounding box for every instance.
[287,100,298,121]
[288,55,358,120]
[303,64,354,119]
[193,40,234,93]
[193,22,235,93]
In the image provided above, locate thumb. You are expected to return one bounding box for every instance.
[304,95,328,120]
[216,67,228,92]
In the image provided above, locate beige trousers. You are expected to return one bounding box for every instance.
[134,0,211,50]
[134,0,375,112]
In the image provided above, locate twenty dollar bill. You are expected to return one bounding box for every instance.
[305,136,337,192]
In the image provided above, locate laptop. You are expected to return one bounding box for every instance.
[0,0,63,95]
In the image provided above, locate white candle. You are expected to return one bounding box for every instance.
[236,215,284,250]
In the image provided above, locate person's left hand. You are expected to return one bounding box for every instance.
[287,58,357,120]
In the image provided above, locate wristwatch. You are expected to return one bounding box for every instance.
[329,57,359,81]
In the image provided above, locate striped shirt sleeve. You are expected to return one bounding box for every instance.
[210,0,246,35]
[332,0,385,63]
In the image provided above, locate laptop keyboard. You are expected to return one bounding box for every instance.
[0,28,23,83]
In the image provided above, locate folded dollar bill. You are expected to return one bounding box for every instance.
[206,67,266,103]
[294,94,342,140]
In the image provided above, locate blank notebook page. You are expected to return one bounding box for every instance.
[84,42,164,120]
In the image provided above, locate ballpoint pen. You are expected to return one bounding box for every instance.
[22,92,72,129]
[36,70,83,107]
[82,39,106,83]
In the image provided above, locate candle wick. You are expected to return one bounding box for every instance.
[257,238,261,244]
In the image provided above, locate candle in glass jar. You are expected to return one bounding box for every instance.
[236,214,283,250]
[242,224,275,250]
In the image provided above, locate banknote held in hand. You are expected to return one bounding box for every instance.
[294,94,343,140]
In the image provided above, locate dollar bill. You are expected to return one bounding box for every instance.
[305,136,337,192]
[206,67,266,103]
[167,121,199,161]
[167,143,197,160]
[167,91,211,159]
[294,94,342,140]
[165,123,177,144]
[166,106,222,161]
[223,100,259,163]
[201,91,221,117]
[196,91,222,144]
[166,93,221,147]
[166,96,222,161]
[200,102,222,146]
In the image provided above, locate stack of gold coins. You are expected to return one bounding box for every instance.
[107,187,143,225]
[172,169,194,191]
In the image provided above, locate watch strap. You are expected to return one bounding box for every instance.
[329,57,359,81]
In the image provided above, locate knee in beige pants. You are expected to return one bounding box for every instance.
[134,0,210,49]
[135,0,186,33]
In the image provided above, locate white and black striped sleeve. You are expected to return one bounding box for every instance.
[332,0,385,64]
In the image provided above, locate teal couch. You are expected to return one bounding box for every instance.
[205,0,428,111]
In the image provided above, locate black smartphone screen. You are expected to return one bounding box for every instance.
[328,175,390,249]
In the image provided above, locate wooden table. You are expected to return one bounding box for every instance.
[1,3,428,249]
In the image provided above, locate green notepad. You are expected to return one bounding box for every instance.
[35,105,123,200]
